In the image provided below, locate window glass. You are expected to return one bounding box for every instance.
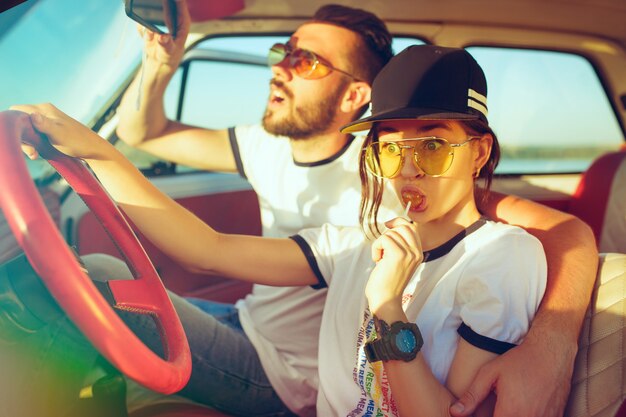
[136,35,423,173]
[393,38,424,54]
[0,0,141,123]
[467,47,624,174]
[1,0,142,180]
[167,35,279,128]
[174,36,423,127]
[178,60,269,128]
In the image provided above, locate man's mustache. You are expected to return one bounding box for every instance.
[270,79,293,100]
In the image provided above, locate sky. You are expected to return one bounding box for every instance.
[0,0,142,123]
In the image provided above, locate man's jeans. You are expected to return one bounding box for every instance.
[73,254,298,417]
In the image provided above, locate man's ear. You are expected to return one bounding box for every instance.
[340,81,371,113]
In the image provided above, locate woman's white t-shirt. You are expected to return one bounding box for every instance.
[294,219,547,417]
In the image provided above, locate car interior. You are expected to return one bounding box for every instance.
[1,0,626,416]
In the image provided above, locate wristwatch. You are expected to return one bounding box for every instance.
[364,317,423,363]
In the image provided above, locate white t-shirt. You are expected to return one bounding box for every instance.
[230,125,403,416]
[295,220,547,417]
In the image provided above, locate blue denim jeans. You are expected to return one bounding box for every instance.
[125,294,295,416]
[185,297,243,330]
[82,255,299,417]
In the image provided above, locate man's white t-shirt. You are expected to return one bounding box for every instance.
[294,220,547,417]
[230,125,402,416]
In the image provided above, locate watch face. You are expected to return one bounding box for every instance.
[395,328,417,353]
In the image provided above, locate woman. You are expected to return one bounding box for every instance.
[16,45,546,417]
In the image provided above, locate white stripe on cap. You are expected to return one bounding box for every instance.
[468,89,487,105]
[467,88,488,118]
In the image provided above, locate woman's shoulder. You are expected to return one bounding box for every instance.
[474,219,543,250]
[458,219,547,290]
[453,220,548,342]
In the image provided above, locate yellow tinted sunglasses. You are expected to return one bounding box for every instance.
[365,137,479,178]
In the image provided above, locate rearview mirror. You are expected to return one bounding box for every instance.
[124,0,177,38]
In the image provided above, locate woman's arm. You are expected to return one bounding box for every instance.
[372,301,499,417]
[382,338,498,417]
[365,218,439,416]
[14,104,316,287]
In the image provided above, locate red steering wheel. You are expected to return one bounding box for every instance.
[0,110,191,394]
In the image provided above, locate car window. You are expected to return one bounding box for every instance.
[174,36,423,128]
[117,35,424,172]
[177,60,269,129]
[1,0,142,180]
[467,47,624,174]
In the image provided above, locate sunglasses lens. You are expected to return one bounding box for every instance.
[268,43,335,80]
[366,142,403,178]
[414,139,453,175]
[268,43,287,67]
[291,49,330,80]
[366,139,455,178]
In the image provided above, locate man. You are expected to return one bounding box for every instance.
[115,1,597,416]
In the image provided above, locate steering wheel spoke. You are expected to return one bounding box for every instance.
[108,277,170,314]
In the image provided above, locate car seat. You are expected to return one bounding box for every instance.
[565,252,626,417]
[569,150,626,253]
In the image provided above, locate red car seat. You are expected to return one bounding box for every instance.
[569,150,626,253]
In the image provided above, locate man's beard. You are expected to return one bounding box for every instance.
[262,79,349,140]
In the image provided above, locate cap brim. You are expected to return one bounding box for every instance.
[340,108,480,134]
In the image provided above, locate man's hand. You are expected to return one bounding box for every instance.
[450,331,577,417]
[138,0,190,72]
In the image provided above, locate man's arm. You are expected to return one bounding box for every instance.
[451,191,598,417]
[116,0,237,173]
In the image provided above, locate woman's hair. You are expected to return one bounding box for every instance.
[358,120,501,237]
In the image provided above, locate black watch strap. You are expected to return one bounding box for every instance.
[364,336,390,362]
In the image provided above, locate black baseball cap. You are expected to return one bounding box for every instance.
[341,45,488,133]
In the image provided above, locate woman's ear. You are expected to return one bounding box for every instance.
[474,134,493,175]
[340,81,371,114]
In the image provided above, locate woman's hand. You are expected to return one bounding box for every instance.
[138,0,190,72]
[10,103,112,161]
[365,217,424,315]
